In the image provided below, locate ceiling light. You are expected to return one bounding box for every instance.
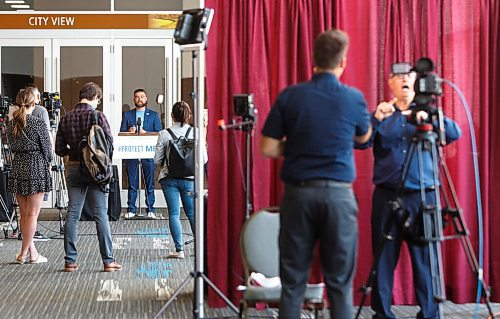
[5,0,25,3]
[10,4,30,8]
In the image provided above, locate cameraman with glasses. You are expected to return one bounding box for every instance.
[356,64,462,319]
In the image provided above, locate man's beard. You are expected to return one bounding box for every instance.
[135,102,147,108]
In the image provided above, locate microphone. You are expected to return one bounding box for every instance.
[137,117,142,135]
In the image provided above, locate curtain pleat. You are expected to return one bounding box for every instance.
[205,0,500,306]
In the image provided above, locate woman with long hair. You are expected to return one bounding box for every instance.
[154,101,207,259]
[8,89,52,264]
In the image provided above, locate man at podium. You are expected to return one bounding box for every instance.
[120,88,162,219]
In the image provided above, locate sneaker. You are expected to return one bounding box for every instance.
[124,211,136,219]
[168,251,185,259]
[147,211,157,219]
[33,231,50,242]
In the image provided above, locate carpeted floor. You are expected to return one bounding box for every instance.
[0,212,498,319]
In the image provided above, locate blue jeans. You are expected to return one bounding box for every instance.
[64,164,114,264]
[160,178,194,252]
[124,158,155,213]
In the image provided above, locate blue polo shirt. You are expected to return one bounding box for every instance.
[356,104,462,189]
[262,72,370,184]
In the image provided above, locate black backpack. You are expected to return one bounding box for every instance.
[166,127,195,178]
[78,111,113,187]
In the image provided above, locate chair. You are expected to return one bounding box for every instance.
[238,207,325,318]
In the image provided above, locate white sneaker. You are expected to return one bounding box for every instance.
[168,251,185,259]
[124,212,136,219]
[147,211,157,219]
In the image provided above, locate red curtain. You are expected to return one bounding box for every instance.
[205,0,500,307]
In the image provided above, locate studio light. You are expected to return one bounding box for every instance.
[173,8,214,45]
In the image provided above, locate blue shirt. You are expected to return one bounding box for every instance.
[262,72,370,183]
[135,110,145,124]
[356,104,462,189]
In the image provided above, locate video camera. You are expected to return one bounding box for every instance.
[41,92,62,126]
[233,94,256,120]
[0,96,10,124]
[392,58,443,125]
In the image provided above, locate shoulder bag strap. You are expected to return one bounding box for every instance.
[167,128,177,140]
[184,126,192,138]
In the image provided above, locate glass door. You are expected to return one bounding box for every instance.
[0,39,52,208]
[114,38,177,208]
[52,39,111,115]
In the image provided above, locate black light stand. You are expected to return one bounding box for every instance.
[154,8,239,319]
[218,94,258,220]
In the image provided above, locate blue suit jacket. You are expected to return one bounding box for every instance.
[120,108,162,133]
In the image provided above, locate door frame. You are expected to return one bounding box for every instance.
[0,29,180,209]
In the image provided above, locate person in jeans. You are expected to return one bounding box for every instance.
[7,89,52,264]
[260,29,372,318]
[55,82,121,272]
[154,101,207,259]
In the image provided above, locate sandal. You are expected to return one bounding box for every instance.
[15,253,26,264]
[30,254,48,264]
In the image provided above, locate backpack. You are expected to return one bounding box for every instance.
[78,111,113,187]
[165,126,195,178]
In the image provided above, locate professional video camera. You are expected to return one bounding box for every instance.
[41,92,62,126]
[233,94,256,120]
[393,58,443,125]
[0,96,10,124]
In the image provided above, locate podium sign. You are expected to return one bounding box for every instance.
[113,133,159,159]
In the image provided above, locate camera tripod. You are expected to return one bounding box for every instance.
[355,123,494,319]
[0,123,20,239]
[48,113,68,237]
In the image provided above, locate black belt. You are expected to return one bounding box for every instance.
[289,179,351,188]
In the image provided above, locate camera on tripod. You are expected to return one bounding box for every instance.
[0,96,11,124]
[393,58,443,125]
[233,94,256,120]
[41,92,62,126]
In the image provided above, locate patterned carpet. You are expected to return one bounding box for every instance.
[0,216,498,319]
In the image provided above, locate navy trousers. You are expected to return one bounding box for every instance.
[370,186,439,319]
[124,158,155,213]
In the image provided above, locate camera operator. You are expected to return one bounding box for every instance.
[355,64,461,319]
[8,84,51,242]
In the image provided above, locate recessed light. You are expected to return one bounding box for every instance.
[10,4,30,8]
[5,0,25,3]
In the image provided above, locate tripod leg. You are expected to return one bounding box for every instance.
[355,187,401,319]
[199,272,239,314]
[438,155,495,317]
[153,271,197,319]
